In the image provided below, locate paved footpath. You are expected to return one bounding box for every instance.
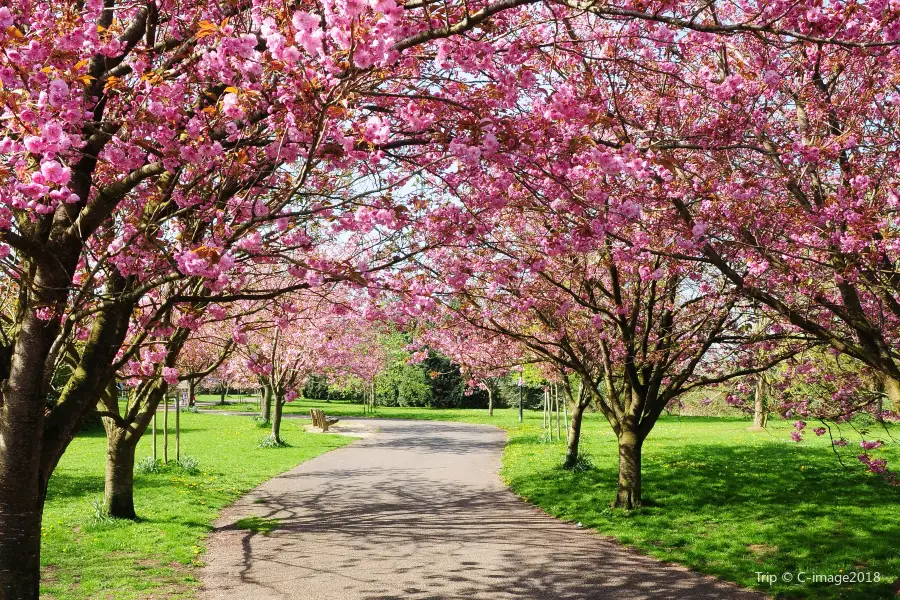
[201,419,765,600]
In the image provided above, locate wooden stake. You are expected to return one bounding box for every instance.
[152,412,157,462]
[175,390,181,463]
[555,383,561,441]
[163,393,169,465]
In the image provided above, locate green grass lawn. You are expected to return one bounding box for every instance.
[497,413,900,600]
[41,412,351,599]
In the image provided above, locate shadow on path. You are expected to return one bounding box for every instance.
[201,420,765,600]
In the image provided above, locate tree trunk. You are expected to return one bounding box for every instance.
[0,434,43,600]
[270,392,284,443]
[261,385,272,422]
[188,380,196,408]
[0,310,59,599]
[563,398,588,469]
[103,429,138,519]
[750,377,767,429]
[613,429,643,509]
[880,376,900,420]
[486,384,494,417]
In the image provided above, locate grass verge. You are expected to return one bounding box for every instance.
[41,412,351,599]
[498,414,899,600]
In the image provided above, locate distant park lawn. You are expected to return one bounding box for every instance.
[41,412,351,599]
[43,399,897,599]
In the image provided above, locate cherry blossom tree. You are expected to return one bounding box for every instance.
[2,0,899,593]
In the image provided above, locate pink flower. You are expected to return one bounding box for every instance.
[812,427,826,436]
[858,454,889,475]
[42,121,64,143]
[639,266,664,282]
[746,259,770,277]
[0,7,13,29]
[618,200,640,220]
[363,116,390,145]
[221,93,244,119]
[793,420,806,431]
[790,431,803,443]
[833,438,848,447]
[860,440,883,451]
[162,367,179,385]
[24,136,45,154]
[40,160,71,185]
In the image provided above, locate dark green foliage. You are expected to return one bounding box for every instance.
[303,375,331,401]
[498,377,543,410]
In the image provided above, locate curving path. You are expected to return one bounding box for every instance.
[201,419,765,600]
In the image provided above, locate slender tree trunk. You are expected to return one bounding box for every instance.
[261,385,272,422]
[271,392,284,443]
[563,399,588,469]
[188,380,196,408]
[103,428,138,519]
[486,384,494,417]
[751,377,767,429]
[613,428,643,509]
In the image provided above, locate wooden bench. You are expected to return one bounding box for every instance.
[310,408,339,432]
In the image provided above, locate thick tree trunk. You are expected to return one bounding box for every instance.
[0,424,44,600]
[261,386,272,422]
[0,489,43,600]
[0,311,59,599]
[103,429,138,519]
[880,376,900,420]
[270,393,284,443]
[750,377,767,430]
[563,399,588,469]
[613,429,643,509]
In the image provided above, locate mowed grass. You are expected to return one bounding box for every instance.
[41,411,352,599]
[498,414,900,600]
